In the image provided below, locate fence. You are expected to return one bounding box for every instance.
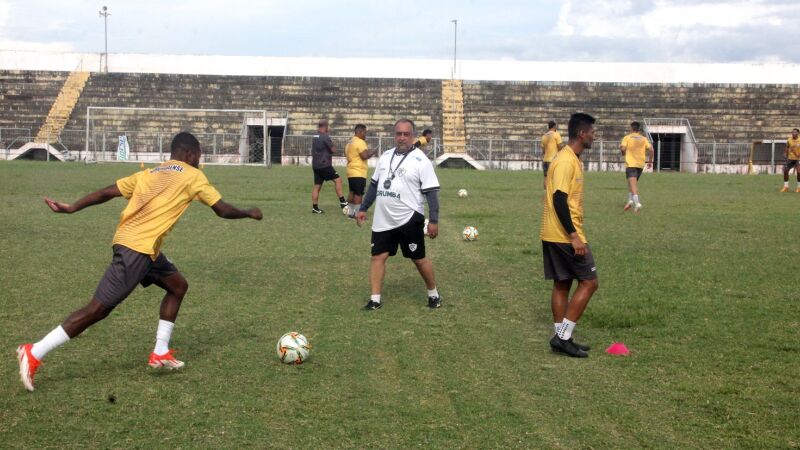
[1,127,790,173]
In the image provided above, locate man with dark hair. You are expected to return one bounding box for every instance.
[620,121,653,212]
[540,113,599,358]
[414,129,434,150]
[16,132,263,391]
[780,128,800,192]
[356,119,442,310]
[541,120,565,188]
[311,119,348,214]
[345,124,377,217]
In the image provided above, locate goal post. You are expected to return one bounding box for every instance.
[85,107,287,166]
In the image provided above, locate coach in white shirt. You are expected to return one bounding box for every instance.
[356,119,442,310]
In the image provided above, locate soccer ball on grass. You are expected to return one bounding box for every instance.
[276,332,311,364]
[458,189,468,198]
[462,226,479,241]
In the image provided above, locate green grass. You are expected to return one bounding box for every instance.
[1,161,799,449]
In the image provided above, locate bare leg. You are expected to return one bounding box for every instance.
[370,252,390,295]
[153,272,189,323]
[312,184,322,204]
[334,177,344,199]
[412,257,436,290]
[61,298,112,338]
[564,278,599,323]
[551,280,572,323]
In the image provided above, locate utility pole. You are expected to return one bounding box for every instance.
[451,19,458,79]
[99,6,110,72]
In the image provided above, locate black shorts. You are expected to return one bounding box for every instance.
[543,161,551,177]
[313,166,340,185]
[626,167,643,180]
[93,245,178,309]
[371,212,426,260]
[785,159,799,171]
[542,241,597,281]
[348,177,366,196]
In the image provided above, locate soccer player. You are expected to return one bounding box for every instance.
[541,113,599,358]
[541,120,565,188]
[356,119,442,310]
[16,132,263,391]
[311,119,348,214]
[345,124,377,217]
[780,128,800,192]
[414,129,433,150]
[620,121,653,212]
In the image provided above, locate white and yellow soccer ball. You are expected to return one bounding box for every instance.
[458,189,469,198]
[462,226,479,241]
[276,332,311,364]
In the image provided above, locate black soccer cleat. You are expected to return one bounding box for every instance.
[312,206,324,214]
[363,300,382,311]
[570,338,591,352]
[340,200,349,209]
[427,296,441,309]
[550,335,588,358]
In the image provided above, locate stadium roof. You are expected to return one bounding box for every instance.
[3,50,800,85]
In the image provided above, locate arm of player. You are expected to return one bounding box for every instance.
[211,200,262,220]
[356,180,378,227]
[553,190,586,256]
[44,184,122,214]
[647,143,654,169]
[359,148,377,160]
[423,189,440,239]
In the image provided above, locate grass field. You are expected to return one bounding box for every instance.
[1,161,799,449]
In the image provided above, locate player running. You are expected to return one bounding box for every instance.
[620,121,653,212]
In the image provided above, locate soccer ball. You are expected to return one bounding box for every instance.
[458,189,468,198]
[462,226,479,241]
[276,332,310,364]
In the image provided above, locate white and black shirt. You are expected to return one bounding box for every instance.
[370,147,440,232]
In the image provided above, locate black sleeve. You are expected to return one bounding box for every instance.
[359,180,378,212]
[423,190,439,224]
[553,190,576,235]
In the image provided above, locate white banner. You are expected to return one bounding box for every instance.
[117,135,130,161]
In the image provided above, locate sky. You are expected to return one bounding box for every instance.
[1,0,799,63]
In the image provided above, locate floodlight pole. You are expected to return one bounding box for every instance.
[99,6,110,72]
[451,19,458,79]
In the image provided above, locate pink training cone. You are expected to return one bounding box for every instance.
[605,342,630,356]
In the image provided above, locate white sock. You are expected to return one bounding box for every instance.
[352,204,361,216]
[785,181,790,188]
[557,319,576,340]
[628,193,633,202]
[31,325,70,361]
[427,288,439,298]
[633,194,640,204]
[153,320,175,355]
[554,322,561,334]
[370,294,381,304]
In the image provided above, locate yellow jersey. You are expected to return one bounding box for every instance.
[540,147,586,244]
[541,130,563,163]
[416,135,429,149]
[621,133,652,168]
[345,136,369,178]
[787,137,800,160]
[113,160,222,259]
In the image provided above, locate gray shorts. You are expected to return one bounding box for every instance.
[93,245,178,309]
[785,159,799,171]
[542,241,597,281]
[626,167,643,180]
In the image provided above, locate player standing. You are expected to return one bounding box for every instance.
[345,124,377,217]
[414,129,433,151]
[311,119,348,214]
[541,121,565,189]
[16,132,262,391]
[541,113,599,358]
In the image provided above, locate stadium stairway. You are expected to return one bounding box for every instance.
[441,79,467,152]
[35,70,90,144]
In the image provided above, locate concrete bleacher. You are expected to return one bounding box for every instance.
[63,72,442,138]
[462,81,800,143]
[0,70,68,137]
